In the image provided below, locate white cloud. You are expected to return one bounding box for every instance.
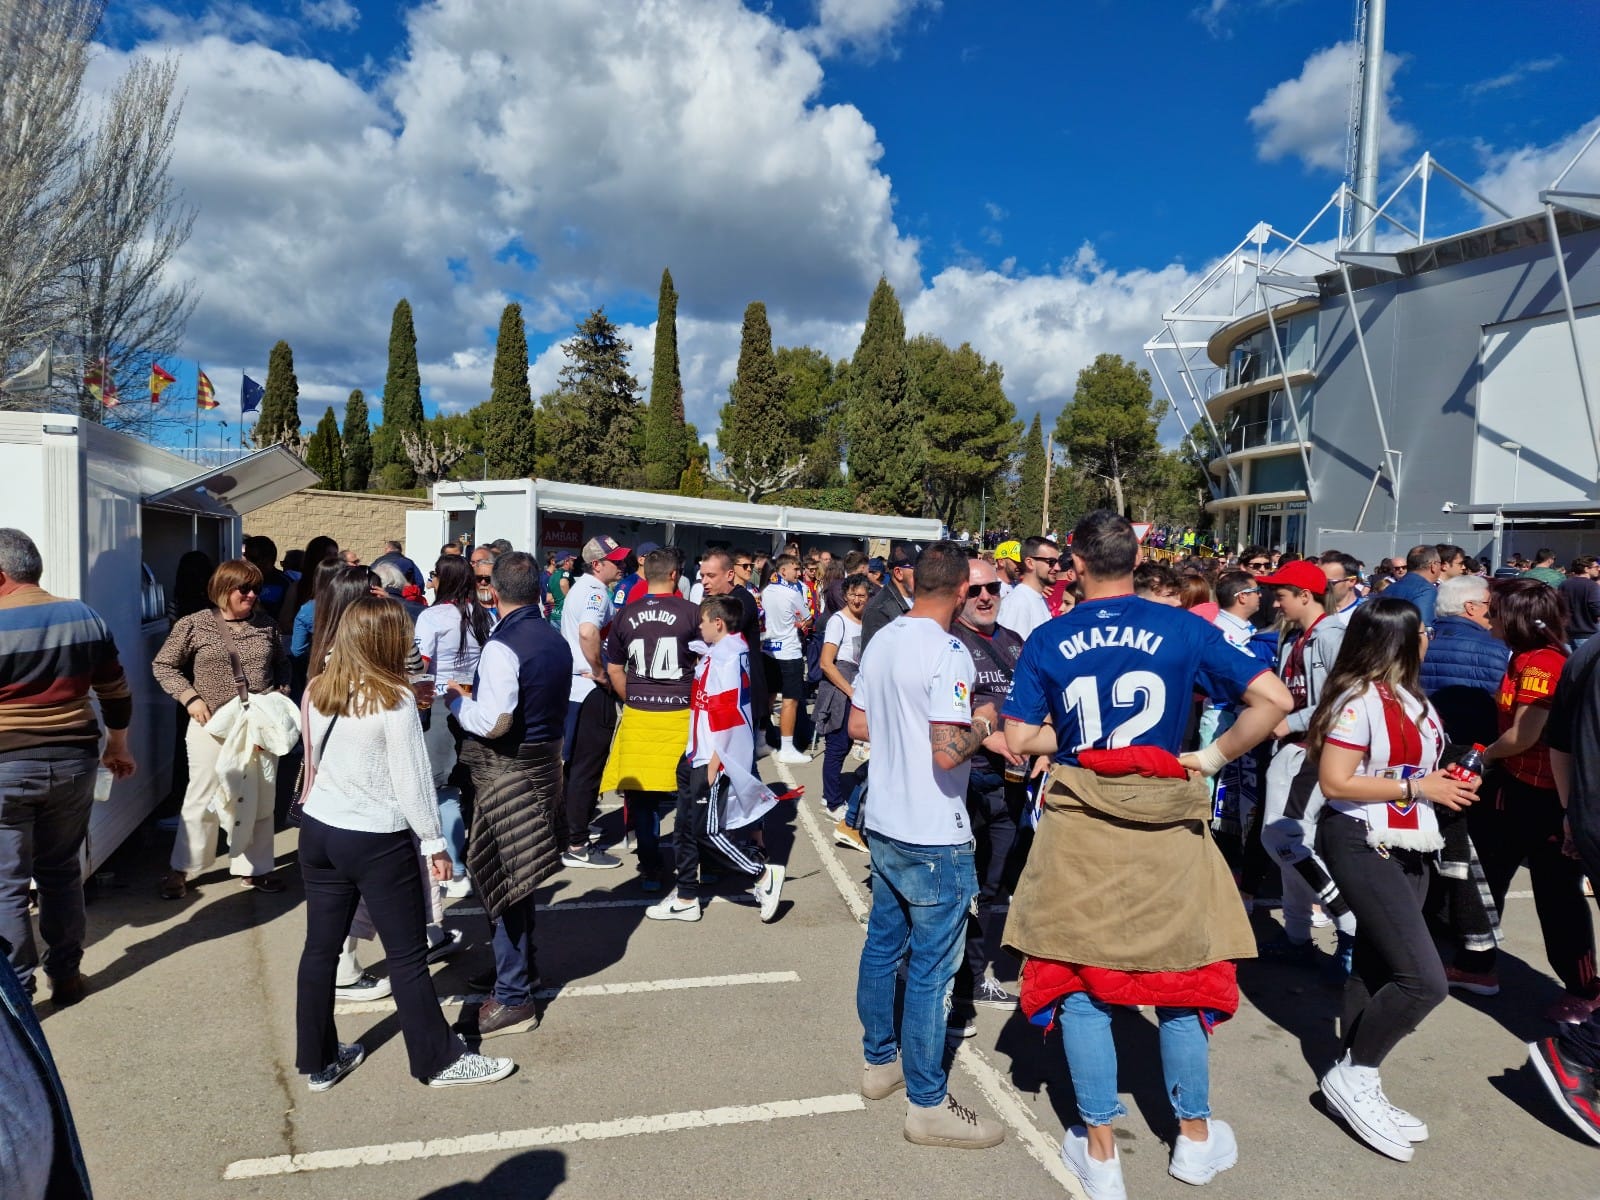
[1470,118,1600,218]
[809,0,937,55]
[1466,55,1561,97]
[1248,41,1416,172]
[1191,0,1231,39]
[301,0,360,33]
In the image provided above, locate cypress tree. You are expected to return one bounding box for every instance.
[253,339,301,448]
[304,407,343,487]
[641,268,688,489]
[718,301,800,502]
[377,298,424,484]
[341,388,372,491]
[845,277,923,515]
[482,302,537,478]
[1014,413,1047,537]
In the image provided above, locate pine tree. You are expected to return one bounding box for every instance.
[376,298,424,484]
[1014,413,1047,537]
[304,407,343,487]
[1056,353,1165,517]
[539,308,642,487]
[845,278,923,515]
[481,302,537,478]
[716,301,805,502]
[641,268,688,490]
[341,388,371,491]
[253,340,301,448]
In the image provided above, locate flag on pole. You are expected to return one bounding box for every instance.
[241,374,264,413]
[85,361,119,408]
[1,347,52,393]
[196,369,218,409]
[149,362,176,405]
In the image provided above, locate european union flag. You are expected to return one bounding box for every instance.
[241,374,264,413]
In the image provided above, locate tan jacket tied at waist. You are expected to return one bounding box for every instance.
[1002,763,1257,973]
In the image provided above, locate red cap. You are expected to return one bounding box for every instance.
[1255,560,1327,596]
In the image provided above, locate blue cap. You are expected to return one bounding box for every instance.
[867,556,886,572]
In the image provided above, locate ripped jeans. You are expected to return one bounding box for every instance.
[1059,992,1211,1125]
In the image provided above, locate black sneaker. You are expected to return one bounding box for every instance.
[1528,1037,1600,1146]
[308,1043,364,1092]
[333,971,391,1002]
[562,845,622,870]
[973,977,1019,1010]
[425,928,465,964]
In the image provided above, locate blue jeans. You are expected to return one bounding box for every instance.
[845,773,868,830]
[437,787,467,877]
[0,754,97,992]
[1058,991,1212,1125]
[857,831,977,1107]
[491,895,538,1007]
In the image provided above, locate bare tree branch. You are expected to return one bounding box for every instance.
[401,428,470,486]
[710,450,808,503]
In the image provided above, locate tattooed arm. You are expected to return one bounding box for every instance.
[930,702,998,771]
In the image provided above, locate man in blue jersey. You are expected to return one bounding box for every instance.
[1001,510,1291,1199]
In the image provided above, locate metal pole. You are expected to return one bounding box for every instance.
[1353,0,1386,252]
[978,486,987,540]
[1041,432,1053,535]
[1542,204,1600,488]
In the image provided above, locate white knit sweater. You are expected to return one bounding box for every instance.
[302,694,445,854]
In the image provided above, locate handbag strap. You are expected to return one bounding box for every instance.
[210,610,252,709]
[313,712,339,766]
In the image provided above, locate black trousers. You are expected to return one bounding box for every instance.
[954,772,1020,1011]
[1319,813,1447,1068]
[295,815,464,1081]
[673,759,764,900]
[1460,774,1598,997]
[564,689,618,846]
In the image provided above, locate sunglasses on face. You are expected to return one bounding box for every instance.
[735,562,752,571]
[1030,555,1061,567]
[1247,561,1270,570]
[475,574,493,583]
[235,585,259,595]
[970,581,1003,595]
[1238,586,1261,595]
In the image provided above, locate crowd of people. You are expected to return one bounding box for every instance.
[5,515,1600,1198]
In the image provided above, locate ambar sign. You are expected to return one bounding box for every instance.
[542,518,584,550]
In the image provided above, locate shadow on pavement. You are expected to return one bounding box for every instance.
[417,1149,566,1198]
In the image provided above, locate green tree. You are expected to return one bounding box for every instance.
[777,345,847,486]
[846,278,923,515]
[1013,413,1047,537]
[480,301,537,478]
[341,388,371,491]
[538,308,642,487]
[641,268,688,489]
[252,339,301,448]
[717,301,806,501]
[1055,353,1165,517]
[908,335,1018,526]
[303,406,343,487]
[376,298,424,484]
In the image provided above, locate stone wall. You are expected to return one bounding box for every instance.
[246,488,429,563]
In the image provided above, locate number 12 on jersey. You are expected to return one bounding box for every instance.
[1062,671,1166,751]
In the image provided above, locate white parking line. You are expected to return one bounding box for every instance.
[334,970,800,1015]
[223,1092,866,1179]
[781,758,1082,1196]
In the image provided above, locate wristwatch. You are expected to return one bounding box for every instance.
[974,715,994,739]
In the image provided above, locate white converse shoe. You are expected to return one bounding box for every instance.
[1061,1127,1127,1200]
[1168,1117,1239,1185]
[1319,1054,1413,1162]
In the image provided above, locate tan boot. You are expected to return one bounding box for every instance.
[861,1058,904,1100]
[903,1094,1005,1149]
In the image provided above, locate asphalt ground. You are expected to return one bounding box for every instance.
[36,748,1600,1200]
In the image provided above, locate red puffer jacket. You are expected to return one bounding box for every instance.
[1020,957,1239,1034]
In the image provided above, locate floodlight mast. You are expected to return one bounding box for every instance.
[1351,0,1386,252]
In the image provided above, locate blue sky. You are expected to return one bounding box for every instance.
[97,0,1600,447]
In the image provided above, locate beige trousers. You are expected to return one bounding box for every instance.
[169,720,277,878]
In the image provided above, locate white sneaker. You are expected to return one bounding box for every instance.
[426,1053,514,1088]
[1061,1127,1127,1200]
[753,864,785,922]
[1168,1118,1239,1185]
[776,747,811,764]
[645,892,701,922]
[1319,1054,1413,1162]
[1376,1083,1429,1142]
[443,875,473,899]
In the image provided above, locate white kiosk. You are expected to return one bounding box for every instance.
[0,412,317,869]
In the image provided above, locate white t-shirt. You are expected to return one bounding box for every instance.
[997,583,1051,641]
[824,610,863,667]
[561,573,615,701]
[851,615,976,846]
[760,582,808,660]
[414,602,490,684]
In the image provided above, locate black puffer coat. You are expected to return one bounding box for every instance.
[460,738,564,921]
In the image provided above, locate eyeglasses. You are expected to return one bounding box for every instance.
[1238,586,1261,595]
[734,562,753,571]
[971,581,1003,595]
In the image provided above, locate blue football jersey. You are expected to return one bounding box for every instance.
[1003,594,1269,764]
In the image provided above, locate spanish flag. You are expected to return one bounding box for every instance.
[85,361,119,408]
[149,362,176,405]
[196,369,218,409]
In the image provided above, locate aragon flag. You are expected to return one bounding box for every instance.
[85,361,119,408]
[196,369,218,409]
[149,362,177,404]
